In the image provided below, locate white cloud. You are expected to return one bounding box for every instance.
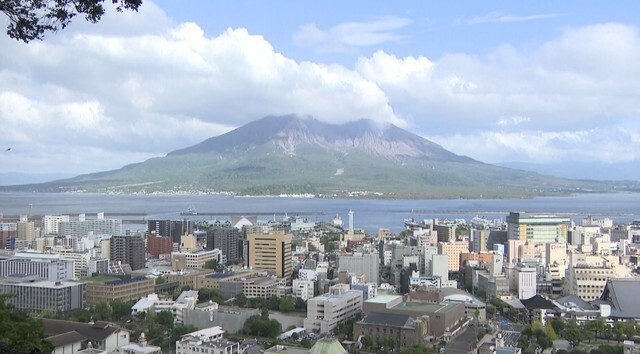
[465,12,562,25]
[430,126,640,164]
[293,16,411,52]
[1,6,640,175]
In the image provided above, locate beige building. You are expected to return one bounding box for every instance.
[438,242,469,272]
[85,276,155,305]
[180,234,198,252]
[242,277,286,298]
[17,219,36,242]
[304,284,363,333]
[172,249,223,271]
[563,265,616,301]
[247,231,292,283]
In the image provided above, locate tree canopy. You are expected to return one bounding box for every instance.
[0,295,54,353]
[0,0,142,42]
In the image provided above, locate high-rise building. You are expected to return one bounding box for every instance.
[42,215,70,235]
[17,218,36,242]
[515,264,536,300]
[110,234,146,270]
[507,212,570,244]
[206,227,240,264]
[148,220,194,243]
[437,242,469,272]
[147,234,173,258]
[471,229,488,253]
[0,222,17,249]
[247,231,292,283]
[59,216,122,237]
[338,252,380,285]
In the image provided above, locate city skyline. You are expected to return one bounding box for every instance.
[1,1,640,176]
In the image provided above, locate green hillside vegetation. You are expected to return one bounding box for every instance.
[4,116,637,198]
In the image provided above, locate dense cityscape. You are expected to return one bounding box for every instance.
[1,208,639,354]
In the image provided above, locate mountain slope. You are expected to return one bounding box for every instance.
[3,116,632,198]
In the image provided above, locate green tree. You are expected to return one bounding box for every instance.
[110,299,131,322]
[171,325,199,345]
[199,288,223,304]
[361,335,374,350]
[279,296,295,312]
[294,297,306,311]
[203,259,218,270]
[550,318,566,336]
[242,314,282,338]
[267,295,280,310]
[0,0,143,42]
[155,275,166,285]
[563,321,585,348]
[234,293,247,307]
[622,321,636,340]
[156,310,174,330]
[300,339,312,348]
[93,302,111,321]
[0,295,54,353]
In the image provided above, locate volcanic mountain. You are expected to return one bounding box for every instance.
[6,115,619,198]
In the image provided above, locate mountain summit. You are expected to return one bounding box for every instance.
[3,115,618,198]
[169,115,470,162]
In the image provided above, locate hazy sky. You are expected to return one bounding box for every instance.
[1,1,640,175]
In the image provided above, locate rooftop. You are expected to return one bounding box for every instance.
[393,301,457,313]
[365,294,402,304]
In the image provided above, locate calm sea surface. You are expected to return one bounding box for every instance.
[0,192,639,234]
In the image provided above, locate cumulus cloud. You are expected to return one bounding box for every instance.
[293,16,411,52]
[1,5,640,175]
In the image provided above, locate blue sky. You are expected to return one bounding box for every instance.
[1,0,640,176]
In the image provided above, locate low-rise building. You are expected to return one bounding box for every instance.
[353,312,431,350]
[43,319,131,353]
[304,284,364,333]
[85,275,155,305]
[175,326,240,354]
[0,275,85,312]
[362,293,467,342]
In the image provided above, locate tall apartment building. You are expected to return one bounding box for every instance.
[148,220,193,243]
[507,212,570,244]
[0,275,85,312]
[206,227,240,264]
[247,231,292,283]
[43,215,70,235]
[338,252,380,285]
[515,264,537,300]
[304,284,364,333]
[0,222,17,249]
[147,234,173,258]
[59,218,122,237]
[437,242,470,272]
[17,218,36,242]
[471,229,488,253]
[110,234,146,271]
[435,224,456,243]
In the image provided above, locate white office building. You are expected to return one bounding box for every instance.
[304,284,363,333]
